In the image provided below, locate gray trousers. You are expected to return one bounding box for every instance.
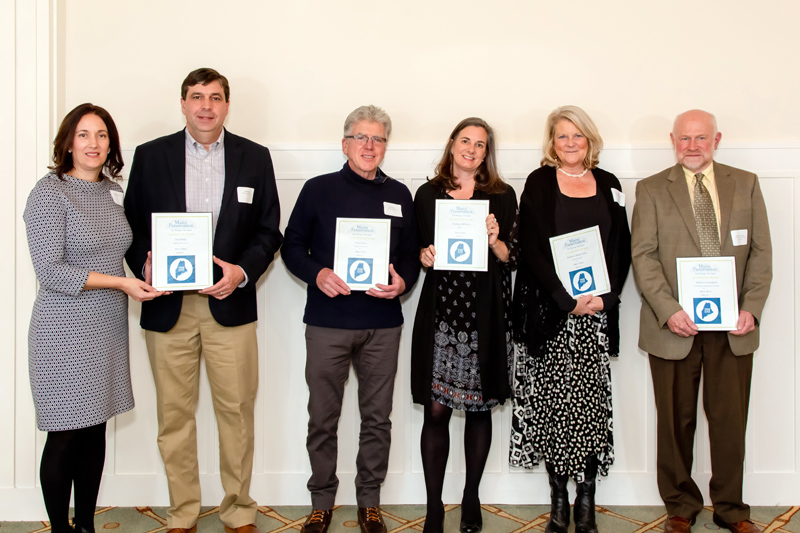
[304,325,402,510]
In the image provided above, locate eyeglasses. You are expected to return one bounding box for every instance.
[344,134,387,146]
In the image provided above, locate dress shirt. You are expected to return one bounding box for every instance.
[184,129,248,287]
[185,129,225,235]
[683,164,721,238]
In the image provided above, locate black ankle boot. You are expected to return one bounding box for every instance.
[574,459,598,533]
[544,463,569,533]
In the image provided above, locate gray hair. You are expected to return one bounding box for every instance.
[343,105,392,139]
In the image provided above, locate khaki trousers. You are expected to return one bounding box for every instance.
[649,331,753,523]
[145,292,258,529]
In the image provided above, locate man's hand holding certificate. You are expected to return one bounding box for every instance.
[151,213,213,291]
[676,257,739,331]
[333,218,391,291]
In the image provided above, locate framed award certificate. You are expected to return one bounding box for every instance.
[549,225,611,297]
[151,212,213,291]
[333,218,391,291]
[676,256,739,331]
[433,199,490,271]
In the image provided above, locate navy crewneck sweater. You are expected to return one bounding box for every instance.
[282,163,419,329]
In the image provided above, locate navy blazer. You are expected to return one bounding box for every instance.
[124,129,283,332]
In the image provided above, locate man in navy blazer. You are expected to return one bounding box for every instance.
[125,68,282,533]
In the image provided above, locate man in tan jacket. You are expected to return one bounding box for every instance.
[631,110,771,533]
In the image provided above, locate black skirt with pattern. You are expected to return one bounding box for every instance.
[509,312,614,481]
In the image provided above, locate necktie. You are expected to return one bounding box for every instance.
[693,173,720,256]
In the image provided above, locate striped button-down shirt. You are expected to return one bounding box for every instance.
[185,128,225,237]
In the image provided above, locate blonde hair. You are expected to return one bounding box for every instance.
[540,105,603,169]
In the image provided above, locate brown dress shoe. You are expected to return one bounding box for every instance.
[224,525,260,533]
[302,509,333,533]
[712,514,762,533]
[166,527,197,533]
[358,507,387,533]
[664,515,693,533]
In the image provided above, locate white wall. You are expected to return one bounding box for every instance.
[2,0,799,520]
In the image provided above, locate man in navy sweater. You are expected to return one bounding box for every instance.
[282,105,419,533]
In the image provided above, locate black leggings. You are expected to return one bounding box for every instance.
[420,401,492,522]
[40,422,107,533]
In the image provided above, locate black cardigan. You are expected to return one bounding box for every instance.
[513,166,631,356]
[411,181,518,405]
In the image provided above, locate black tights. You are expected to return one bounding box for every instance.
[40,422,107,533]
[420,401,492,524]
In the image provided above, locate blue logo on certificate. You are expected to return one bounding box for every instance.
[347,258,373,284]
[694,298,721,324]
[167,256,195,284]
[570,267,595,295]
[448,239,473,265]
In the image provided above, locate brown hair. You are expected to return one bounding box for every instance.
[181,68,230,102]
[49,103,124,180]
[430,117,507,194]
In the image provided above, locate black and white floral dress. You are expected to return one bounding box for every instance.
[431,267,512,410]
[411,182,519,409]
[510,172,630,481]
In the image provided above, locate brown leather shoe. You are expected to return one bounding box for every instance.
[166,527,197,533]
[664,515,693,533]
[712,514,761,533]
[358,506,387,533]
[224,525,260,533]
[301,509,333,533]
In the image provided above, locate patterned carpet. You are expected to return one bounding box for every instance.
[1,505,799,533]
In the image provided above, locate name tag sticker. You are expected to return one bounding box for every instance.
[384,202,402,217]
[110,190,124,206]
[237,187,254,204]
[611,188,625,207]
[731,229,748,246]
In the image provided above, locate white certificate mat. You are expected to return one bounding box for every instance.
[333,218,391,291]
[549,225,611,297]
[151,212,213,291]
[677,256,739,331]
[433,199,490,271]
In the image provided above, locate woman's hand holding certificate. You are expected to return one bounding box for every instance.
[433,199,490,271]
[549,225,611,298]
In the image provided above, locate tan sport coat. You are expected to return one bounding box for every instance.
[631,162,772,359]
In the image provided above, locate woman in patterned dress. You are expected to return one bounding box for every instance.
[23,104,165,533]
[509,106,631,533]
[411,118,518,533]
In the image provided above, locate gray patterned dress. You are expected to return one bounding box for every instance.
[24,172,134,431]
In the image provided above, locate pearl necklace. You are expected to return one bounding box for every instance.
[558,167,589,178]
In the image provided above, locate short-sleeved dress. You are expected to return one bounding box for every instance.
[24,172,134,431]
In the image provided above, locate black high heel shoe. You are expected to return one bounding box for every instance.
[459,501,483,533]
